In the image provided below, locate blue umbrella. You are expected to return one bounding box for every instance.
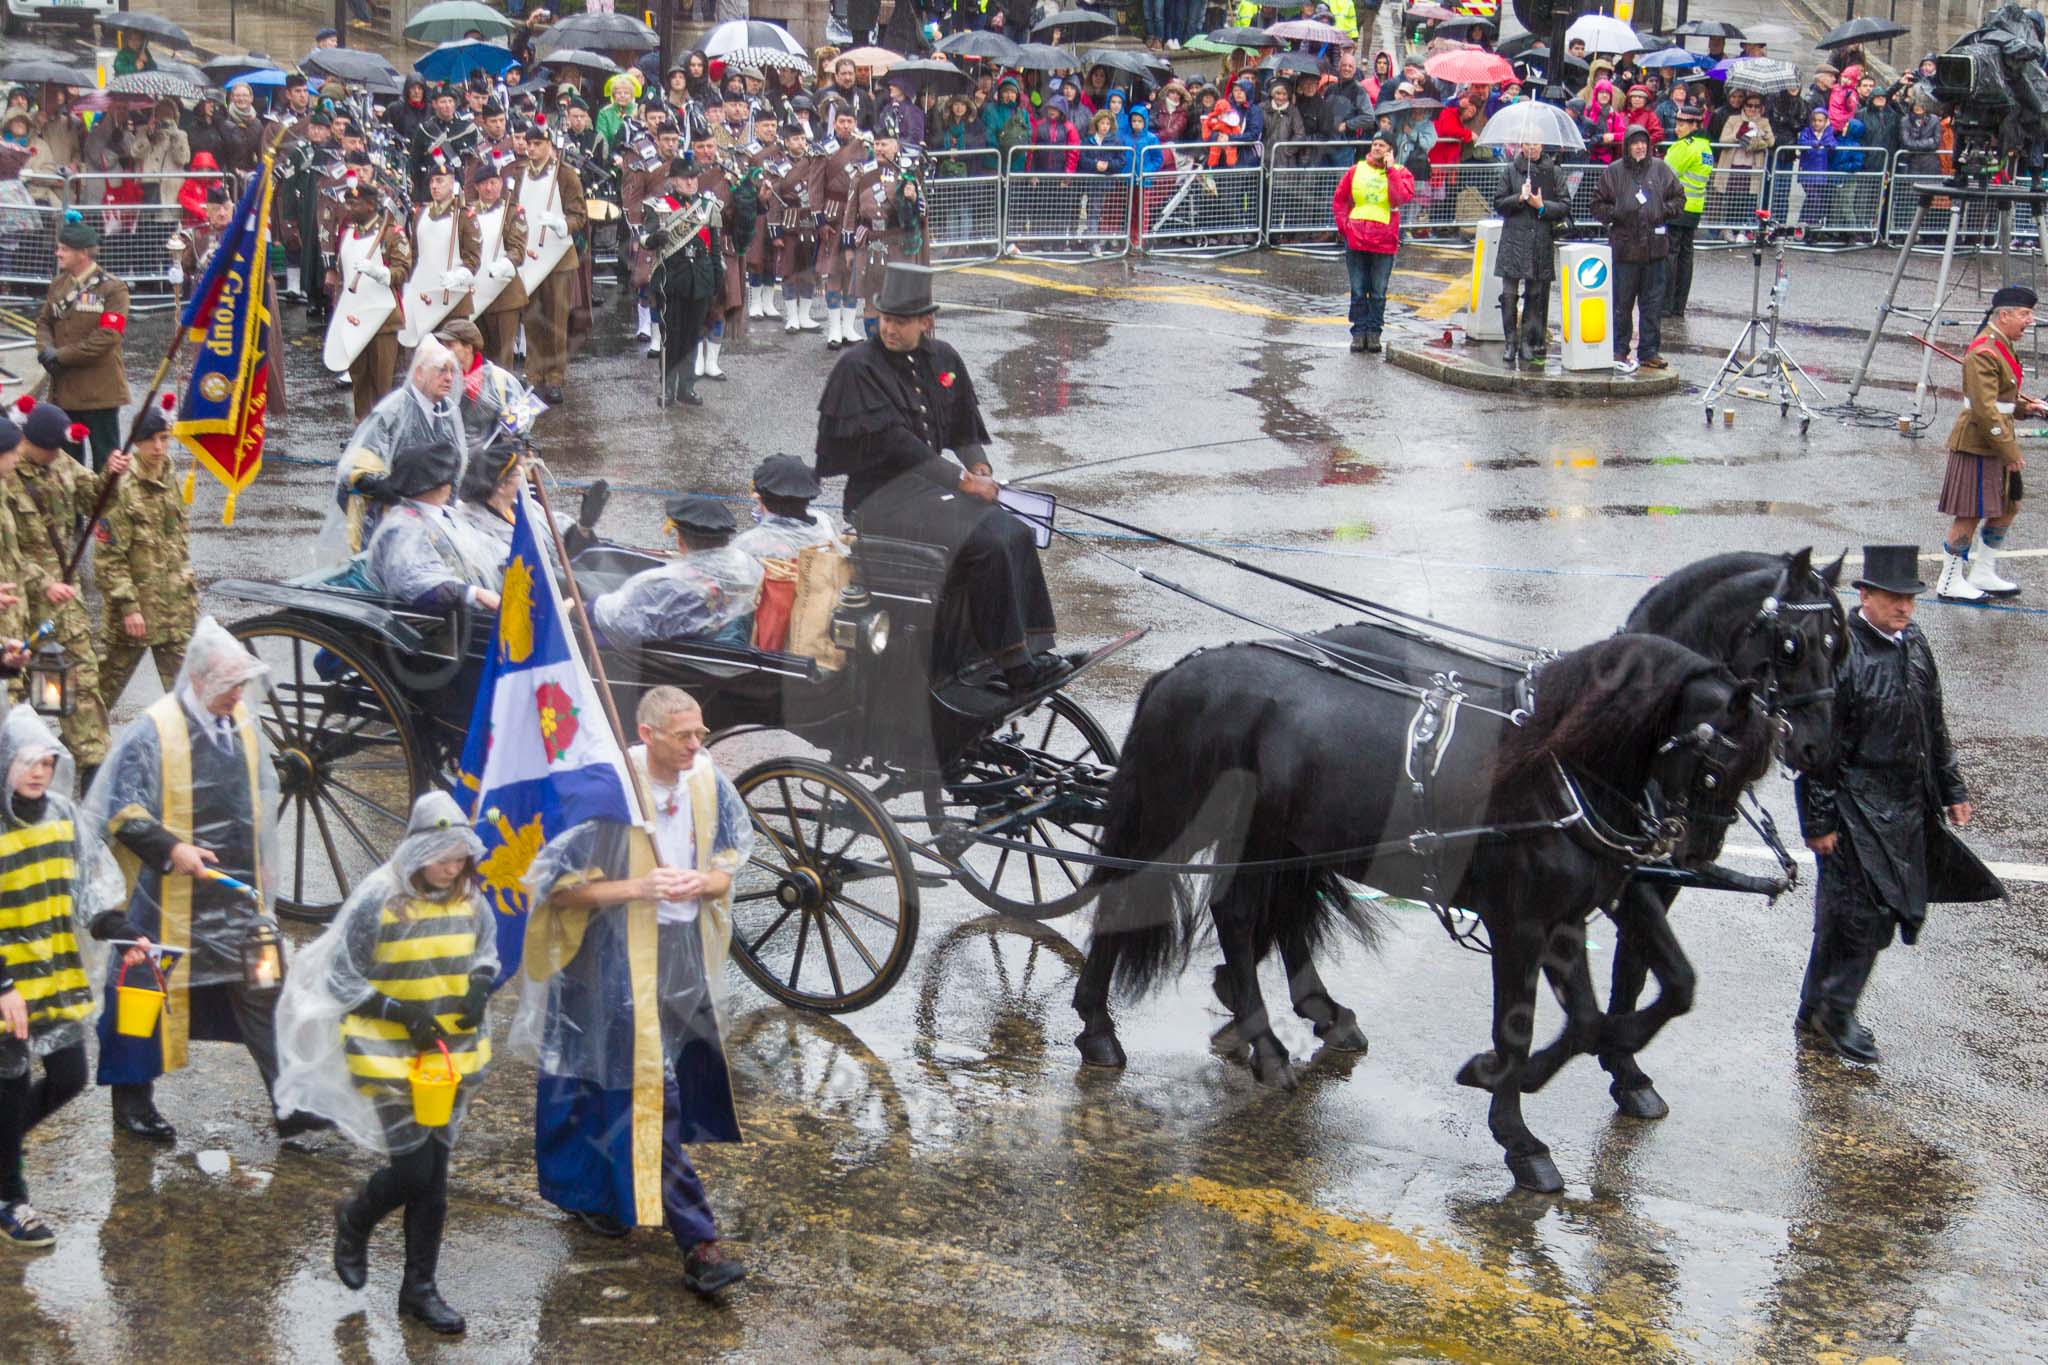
[1638,47,1708,69]
[415,39,518,83]
[225,69,288,88]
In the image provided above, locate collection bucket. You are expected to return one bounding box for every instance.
[409,1041,458,1127]
[114,959,167,1039]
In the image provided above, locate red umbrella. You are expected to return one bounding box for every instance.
[1423,49,1516,85]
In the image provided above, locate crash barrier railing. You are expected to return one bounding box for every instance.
[1766,144,1890,250]
[0,171,229,294]
[925,147,1004,266]
[1263,140,1370,254]
[1882,169,2041,250]
[1133,142,1264,258]
[1002,144,1134,260]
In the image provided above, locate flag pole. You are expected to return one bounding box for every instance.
[63,123,288,580]
[527,469,657,827]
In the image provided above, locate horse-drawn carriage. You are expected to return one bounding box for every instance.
[217,529,1140,1015]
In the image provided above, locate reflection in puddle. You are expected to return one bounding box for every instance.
[1487,500,1825,522]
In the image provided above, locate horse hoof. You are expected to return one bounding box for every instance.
[1456,1052,1501,1092]
[1612,1085,1670,1121]
[1507,1151,1564,1194]
[1314,1010,1370,1054]
[1075,1030,1127,1069]
[1250,1050,1299,1091]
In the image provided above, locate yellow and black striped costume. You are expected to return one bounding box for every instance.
[0,819,93,1035]
[340,897,489,1100]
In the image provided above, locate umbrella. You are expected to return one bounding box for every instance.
[98,12,191,48]
[1475,99,1585,151]
[0,59,96,88]
[723,46,810,74]
[1674,19,1744,40]
[1009,43,1081,71]
[1403,4,1462,22]
[1424,49,1516,84]
[702,19,806,58]
[1265,18,1352,45]
[1637,48,1708,69]
[1033,8,1116,37]
[1723,58,1800,94]
[1497,33,1544,59]
[1432,16,1497,38]
[107,72,208,103]
[1259,51,1324,76]
[1564,14,1643,54]
[1206,25,1280,47]
[417,39,519,83]
[1376,97,1443,116]
[1083,47,1156,78]
[838,46,904,70]
[535,13,659,57]
[1816,16,1909,50]
[405,0,516,44]
[886,57,975,92]
[1741,22,1802,48]
[938,30,1023,63]
[202,54,282,85]
[304,47,405,87]
[226,70,288,90]
[539,48,623,75]
[155,59,208,85]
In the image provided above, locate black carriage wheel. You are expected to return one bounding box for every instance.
[230,615,432,924]
[924,693,1120,922]
[731,757,921,1013]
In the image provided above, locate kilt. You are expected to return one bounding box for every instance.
[1937,450,2016,519]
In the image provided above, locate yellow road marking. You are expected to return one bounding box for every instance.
[1417,279,1470,321]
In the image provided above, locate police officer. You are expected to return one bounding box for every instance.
[33,213,131,473]
[640,154,723,409]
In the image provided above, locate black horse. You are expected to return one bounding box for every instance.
[1070,631,1776,1192]
[1597,549,1847,1120]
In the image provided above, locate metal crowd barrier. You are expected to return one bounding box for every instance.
[1263,140,1369,255]
[0,171,228,296]
[1002,145,1134,260]
[1767,144,1889,250]
[925,146,1004,267]
[1133,142,1263,258]
[1690,142,1768,236]
[1407,161,1507,234]
[1883,171,2039,250]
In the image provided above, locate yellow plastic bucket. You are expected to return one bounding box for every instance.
[409,1042,458,1128]
[114,960,166,1038]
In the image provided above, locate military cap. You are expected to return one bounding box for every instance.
[664,493,735,535]
[752,455,821,500]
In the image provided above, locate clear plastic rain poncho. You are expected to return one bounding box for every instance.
[589,545,764,648]
[273,792,496,1156]
[315,337,470,571]
[365,496,503,612]
[84,618,282,990]
[731,508,843,564]
[0,705,120,1072]
[452,450,573,583]
[508,751,753,1089]
[457,357,546,463]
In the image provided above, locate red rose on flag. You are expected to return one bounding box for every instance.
[939,371,955,388]
[535,680,579,763]
[99,312,125,334]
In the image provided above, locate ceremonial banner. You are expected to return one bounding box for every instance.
[173,147,278,525]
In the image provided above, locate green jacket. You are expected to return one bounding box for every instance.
[1664,133,1715,214]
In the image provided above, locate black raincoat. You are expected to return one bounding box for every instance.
[1492,153,1570,284]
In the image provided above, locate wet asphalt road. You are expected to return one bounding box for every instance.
[3,235,2046,1363]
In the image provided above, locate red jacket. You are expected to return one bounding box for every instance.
[1428,105,1475,167]
[1332,160,1416,254]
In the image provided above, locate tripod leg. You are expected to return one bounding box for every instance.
[1847,197,1929,405]
[1910,204,1967,423]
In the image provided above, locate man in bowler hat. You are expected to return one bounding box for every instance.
[1794,546,2005,1062]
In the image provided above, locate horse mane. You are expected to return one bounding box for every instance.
[1623,548,1843,656]
[1499,634,1731,787]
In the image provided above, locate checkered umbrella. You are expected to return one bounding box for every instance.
[726,46,812,74]
[107,71,210,103]
[1724,58,1801,95]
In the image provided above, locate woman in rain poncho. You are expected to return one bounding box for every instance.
[274,792,495,1335]
[87,619,301,1146]
[319,337,469,569]
[0,706,120,1248]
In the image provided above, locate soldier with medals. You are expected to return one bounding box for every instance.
[850,134,926,341]
[326,175,414,422]
[764,123,823,335]
[467,158,528,368]
[742,111,782,320]
[504,118,586,405]
[626,124,684,351]
[638,154,724,408]
[33,213,130,472]
[817,105,869,351]
[401,154,482,344]
[690,126,755,378]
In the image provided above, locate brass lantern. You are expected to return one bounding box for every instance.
[241,920,285,995]
[26,639,75,719]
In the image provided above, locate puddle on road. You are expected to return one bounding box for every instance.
[1487,500,1828,523]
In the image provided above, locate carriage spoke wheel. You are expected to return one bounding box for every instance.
[231,616,430,924]
[925,693,1119,921]
[732,757,920,1013]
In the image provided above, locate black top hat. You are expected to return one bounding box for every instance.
[1852,545,1927,596]
[665,493,735,535]
[874,263,939,318]
[752,454,821,500]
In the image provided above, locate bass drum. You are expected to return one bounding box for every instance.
[583,198,620,223]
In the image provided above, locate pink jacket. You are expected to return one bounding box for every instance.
[1827,65,1862,134]
[1332,160,1416,254]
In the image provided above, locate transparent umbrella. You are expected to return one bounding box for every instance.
[1564,13,1644,55]
[1475,100,1586,152]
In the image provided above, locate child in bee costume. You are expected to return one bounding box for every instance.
[0,705,121,1249]
[274,791,496,1335]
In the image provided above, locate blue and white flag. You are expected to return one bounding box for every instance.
[458,489,635,981]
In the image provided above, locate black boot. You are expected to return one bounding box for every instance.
[333,1197,372,1291]
[1524,300,1549,363]
[398,1190,465,1334]
[1499,294,1520,366]
[112,1083,176,1143]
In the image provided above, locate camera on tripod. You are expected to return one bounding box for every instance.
[1931,3,2048,188]
[1750,208,1799,246]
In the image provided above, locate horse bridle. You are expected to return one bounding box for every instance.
[1736,561,1848,729]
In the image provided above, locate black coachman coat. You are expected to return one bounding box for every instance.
[1795,611,2004,944]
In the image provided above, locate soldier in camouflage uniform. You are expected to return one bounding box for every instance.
[0,412,33,666]
[95,405,198,707]
[8,401,128,773]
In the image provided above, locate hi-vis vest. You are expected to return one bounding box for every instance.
[0,819,92,1033]
[1350,163,1392,223]
[339,896,488,1094]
